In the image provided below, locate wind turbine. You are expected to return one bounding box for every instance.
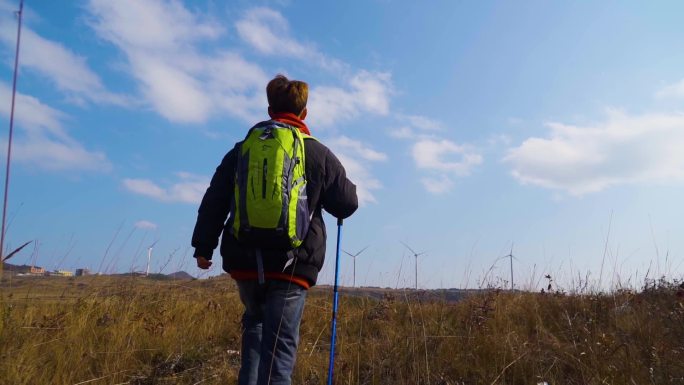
[145,240,159,277]
[401,241,426,290]
[343,246,369,288]
[504,242,517,290]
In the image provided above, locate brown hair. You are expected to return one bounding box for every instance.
[266,74,308,115]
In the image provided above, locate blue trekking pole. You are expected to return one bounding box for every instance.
[327,217,343,385]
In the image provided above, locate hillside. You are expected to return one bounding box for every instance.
[1,262,40,275]
[317,285,478,303]
[1,275,682,384]
[1,264,196,280]
[166,271,194,280]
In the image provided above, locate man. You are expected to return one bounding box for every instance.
[192,74,358,385]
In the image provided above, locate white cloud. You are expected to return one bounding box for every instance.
[328,137,387,205]
[389,126,415,139]
[0,82,110,171]
[349,71,391,115]
[656,79,684,99]
[328,136,388,162]
[87,0,223,51]
[84,2,393,204]
[236,7,303,55]
[86,0,267,124]
[85,3,393,129]
[421,175,454,195]
[0,9,126,106]
[402,114,443,131]
[334,154,382,206]
[123,179,165,199]
[413,139,482,175]
[308,71,392,128]
[133,56,214,123]
[388,115,444,140]
[236,7,345,72]
[505,109,684,195]
[411,139,482,194]
[11,135,109,171]
[487,133,512,147]
[134,220,158,230]
[123,172,209,204]
[0,83,64,136]
[205,52,270,122]
[390,115,482,194]
[235,7,391,128]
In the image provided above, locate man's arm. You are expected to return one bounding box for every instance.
[191,149,236,266]
[321,148,359,219]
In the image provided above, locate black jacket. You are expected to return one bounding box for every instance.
[191,124,358,286]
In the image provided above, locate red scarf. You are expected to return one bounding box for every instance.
[268,112,311,135]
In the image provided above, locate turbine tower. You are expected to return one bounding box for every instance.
[504,242,516,290]
[342,246,369,287]
[0,0,24,273]
[401,241,425,290]
[145,240,158,277]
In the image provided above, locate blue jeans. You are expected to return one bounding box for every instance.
[236,279,308,385]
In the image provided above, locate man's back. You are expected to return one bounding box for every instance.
[193,133,357,286]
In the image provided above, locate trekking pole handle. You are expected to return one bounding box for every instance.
[337,217,343,226]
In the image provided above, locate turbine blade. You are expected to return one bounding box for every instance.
[2,240,32,262]
[400,241,418,256]
[355,245,370,257]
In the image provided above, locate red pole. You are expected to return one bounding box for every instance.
[1,0,24,264]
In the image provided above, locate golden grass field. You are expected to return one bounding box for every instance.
[1,274,683,384]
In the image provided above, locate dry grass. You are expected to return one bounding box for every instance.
[1,274,683,384]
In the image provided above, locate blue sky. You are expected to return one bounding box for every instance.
[1,0,683,290]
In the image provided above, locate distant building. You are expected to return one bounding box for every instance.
[51,270,74,277]
[75,268,91,276]
[29,266,45,275]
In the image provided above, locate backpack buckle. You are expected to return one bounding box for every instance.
[259,128,273,140]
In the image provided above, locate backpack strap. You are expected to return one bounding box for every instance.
[255,248,265,285]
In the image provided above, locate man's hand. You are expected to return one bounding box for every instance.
[196,256,213,269]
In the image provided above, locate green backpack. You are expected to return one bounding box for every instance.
[229,120,311,250]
